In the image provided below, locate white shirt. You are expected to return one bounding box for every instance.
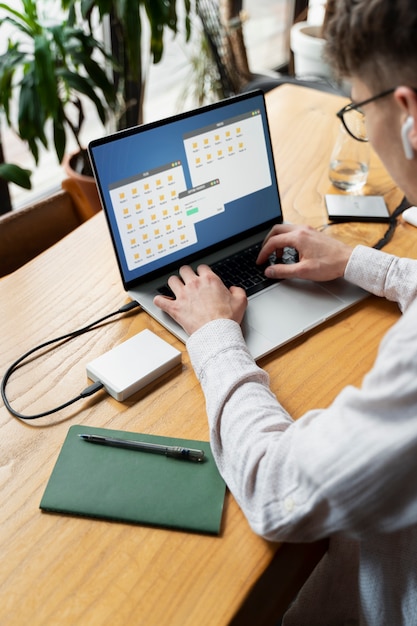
[186,245,417,626]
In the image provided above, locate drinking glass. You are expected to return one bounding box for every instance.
[329,124,370,191]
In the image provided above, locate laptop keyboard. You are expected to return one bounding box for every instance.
[211,242,273,296]
[156,243,299,298]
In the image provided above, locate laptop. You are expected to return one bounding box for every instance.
[88,90,367,360]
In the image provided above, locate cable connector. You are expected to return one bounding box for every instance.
[118,301,141,313]
[80,381,105,398]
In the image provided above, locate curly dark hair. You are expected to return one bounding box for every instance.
[324,0,417,88]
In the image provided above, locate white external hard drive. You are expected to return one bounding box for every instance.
[86,329,181,401]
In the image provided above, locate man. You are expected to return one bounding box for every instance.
[154,1,417,623]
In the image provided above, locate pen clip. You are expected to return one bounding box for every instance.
[167,447,205,462]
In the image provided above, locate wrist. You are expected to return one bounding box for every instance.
[339,244,355,277]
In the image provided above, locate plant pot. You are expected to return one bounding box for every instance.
[62,149,102,219]
[290,21,333,80]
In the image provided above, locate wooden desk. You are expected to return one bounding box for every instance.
[1,85,417,626]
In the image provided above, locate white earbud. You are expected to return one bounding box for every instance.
[401,116,414,160]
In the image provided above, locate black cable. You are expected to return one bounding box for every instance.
[372,195,411,250]
[1,301,141,421]
[318,195,411,250]
[4,194,410,421]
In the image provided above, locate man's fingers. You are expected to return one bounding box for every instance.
[264,261,303,280]
[261,223,298,247]
[153,293,175,314]
[177,265,196,282]
[229,285,248,302]
[257,233,297,264]
[166,273,185,293]
[176,264,215,283]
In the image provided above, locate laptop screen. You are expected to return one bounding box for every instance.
[88,90,282,288]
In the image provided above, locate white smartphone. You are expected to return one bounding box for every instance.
[325,194,391,222]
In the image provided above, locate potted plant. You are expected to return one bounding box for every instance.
[61,0,192,212]
[0,0,118,213]
[290,1,332,81]
[83,0,193,129]
[0,0,193,213]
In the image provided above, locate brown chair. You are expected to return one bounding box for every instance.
[0,188,84,277]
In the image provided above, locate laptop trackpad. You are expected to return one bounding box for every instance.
[244,279,342,347]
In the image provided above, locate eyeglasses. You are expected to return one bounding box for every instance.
[336,87,397,142]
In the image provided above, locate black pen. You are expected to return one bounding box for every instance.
[79,433,205,462]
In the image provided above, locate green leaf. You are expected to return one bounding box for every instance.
[143,0,173,63]
[18,72,48,159]
[34,34,60,115]
[83,57,117,106]
[53,107,67,162]
[0,46,25,120]
[0,3,39,37]
[0,163,32,189]
[59,69,107,125]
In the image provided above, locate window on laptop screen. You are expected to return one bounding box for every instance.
[88,91,282,285]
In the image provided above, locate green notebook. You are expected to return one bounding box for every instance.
[40,425,226,535]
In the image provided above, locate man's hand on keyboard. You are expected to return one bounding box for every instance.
[257,224,353,282]
[154,264,248,335]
